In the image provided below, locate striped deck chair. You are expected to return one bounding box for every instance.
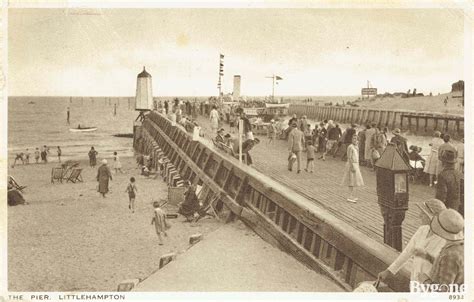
[51,168,64,183]
[66,168,83,183]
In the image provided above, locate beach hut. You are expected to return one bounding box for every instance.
[135,66,153,111]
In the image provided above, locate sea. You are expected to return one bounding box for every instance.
[8,97,136,163]
[8,96,463,163]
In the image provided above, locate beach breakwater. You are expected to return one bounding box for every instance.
[134,111,411,292]
[289,104,464,136]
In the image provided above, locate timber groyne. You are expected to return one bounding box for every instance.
[289,104,464,136]
[134,111,411,292]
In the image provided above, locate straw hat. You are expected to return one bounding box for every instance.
[430,209,464,241]
[101,159,108,165]
[392,128,401,135]
[416,198,446,219]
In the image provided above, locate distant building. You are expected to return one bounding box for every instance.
[233,75,241,98]
[451,80,464,93]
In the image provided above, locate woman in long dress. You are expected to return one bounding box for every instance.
[423,131,443,186]
[378,198,447,287]
[341,134,364,203]
[88,146,98,167]
[209,105,219,134]
[97,159,112,198]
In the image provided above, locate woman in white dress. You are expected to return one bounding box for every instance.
[341,134,364,203]
[423,131,443,187]
[113,151,123,174]
[378,198,447,287]
[209,105,220,134]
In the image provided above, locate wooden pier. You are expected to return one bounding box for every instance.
[134,112,412,292]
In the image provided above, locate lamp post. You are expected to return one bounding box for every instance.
[374,143,412,251]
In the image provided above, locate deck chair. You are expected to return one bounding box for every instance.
[195,191,221,222]
[66,168,83,183]
[51,168,64,184]
[9,175,27,191]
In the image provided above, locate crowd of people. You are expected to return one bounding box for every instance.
[11,145,64,167]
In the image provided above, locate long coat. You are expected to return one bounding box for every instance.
[288,128,305,152]
[97,164,112,193]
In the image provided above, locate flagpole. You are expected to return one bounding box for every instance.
[272,75,275,103]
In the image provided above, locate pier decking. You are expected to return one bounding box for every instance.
[193,115,434,244]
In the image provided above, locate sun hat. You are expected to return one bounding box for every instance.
[392,128,401,135]
[101,159,108,164]
[430,209,464,241]
[433,130,441,137]
[270,119,275,123]
[416,198,446,219]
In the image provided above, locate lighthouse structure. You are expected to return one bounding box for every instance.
[135,66,153,121]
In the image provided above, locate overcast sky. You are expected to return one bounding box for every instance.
[9,8,465,96]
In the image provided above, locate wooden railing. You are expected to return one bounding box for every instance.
[289,104,463,136]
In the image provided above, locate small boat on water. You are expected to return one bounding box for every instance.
[28,101,35,104]
[69,127,97,133]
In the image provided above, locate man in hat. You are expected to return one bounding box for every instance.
[436,150,462,212]
[215,128,225,144]
[438,134,457,162]
[390,128,410,164]
[288,122,305,173]
[341,124,357,161]
[425,209,464,291]
[97,159,113,198]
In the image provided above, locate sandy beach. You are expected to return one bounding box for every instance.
[7,156,221,291]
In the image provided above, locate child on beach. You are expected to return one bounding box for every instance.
[34,148,40,163]
[151,201,170,245]
[305,141,316,173]
[57,146,62,163]
[113,151,123,174]
[24,149,30,164]
[125,177,138,213]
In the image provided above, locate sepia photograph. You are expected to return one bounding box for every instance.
[2,1,471,301]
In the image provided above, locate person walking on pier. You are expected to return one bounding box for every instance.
[288,122,304,173]
[357,125,368,166]
[342,135,364,203]
[305,141,316,173]
[436,150,462,213]
[66,107,70,125]
[341,124,357,161]
[424,131,443,187]
[267,119,277,144]
[210,105,220,134]
[364,123,377,168]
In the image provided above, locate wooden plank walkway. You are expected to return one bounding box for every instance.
[192,116,435,247]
